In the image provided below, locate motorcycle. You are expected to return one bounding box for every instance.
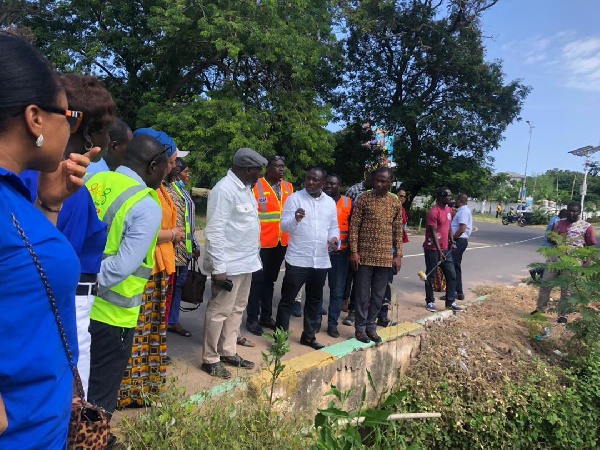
[502,213,526,227]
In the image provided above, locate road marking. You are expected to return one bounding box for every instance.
[401,235,543,258]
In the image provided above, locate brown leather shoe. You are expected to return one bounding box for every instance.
[355,331,370,343]
[341,298,349,313]
[366,330,382,343]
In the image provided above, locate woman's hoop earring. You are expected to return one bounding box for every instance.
[84,140,93,151]
[36,134,44,147]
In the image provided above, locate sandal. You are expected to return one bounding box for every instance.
[237,336,255,347]
[167,324,192,337]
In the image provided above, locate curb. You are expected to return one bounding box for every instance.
[190,294,488,404]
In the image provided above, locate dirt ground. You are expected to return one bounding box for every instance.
[410,283,574,390]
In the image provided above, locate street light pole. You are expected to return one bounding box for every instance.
[520,120,534,203]
[568,145,600,219]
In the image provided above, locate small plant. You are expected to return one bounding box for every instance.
[312,371,417,449]
[261,327,291,405]
[532,233,600,349]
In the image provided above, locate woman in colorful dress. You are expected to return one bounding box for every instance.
[166,157,201,336]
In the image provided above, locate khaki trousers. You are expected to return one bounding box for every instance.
[536,269,570,315]
[202,273,252,364]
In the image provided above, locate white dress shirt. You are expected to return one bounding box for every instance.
[202,169,262,276]
[281,189,339,269]
[451,205,473,239]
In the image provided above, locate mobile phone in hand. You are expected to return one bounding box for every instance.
[222,279,234,292]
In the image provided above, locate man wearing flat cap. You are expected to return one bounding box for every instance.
[200,147,267,378]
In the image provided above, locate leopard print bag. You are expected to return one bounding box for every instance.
[12,214,110,449]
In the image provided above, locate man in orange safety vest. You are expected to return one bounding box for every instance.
[322,174,352,338]
[245,156,293,336]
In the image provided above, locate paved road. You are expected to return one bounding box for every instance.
[167,221,546,384]
[390,221,545,322]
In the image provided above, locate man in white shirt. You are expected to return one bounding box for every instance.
[275,168,339,350]
[450,193,472,301]
[201,148,267,379]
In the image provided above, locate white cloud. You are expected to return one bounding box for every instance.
[524,54,546,64]
[560,37,600,91]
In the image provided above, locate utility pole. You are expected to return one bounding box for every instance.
[520,121,534,203]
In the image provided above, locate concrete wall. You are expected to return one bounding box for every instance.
[249,322,423,414]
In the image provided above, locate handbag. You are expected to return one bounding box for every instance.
[11,213,110,449]
[180,256,207,311]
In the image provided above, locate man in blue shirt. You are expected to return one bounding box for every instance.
[543,209,567,247]
[450,193,473,301]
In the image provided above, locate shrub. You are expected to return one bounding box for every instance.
[527,206,551,225]
[118,381,312,449]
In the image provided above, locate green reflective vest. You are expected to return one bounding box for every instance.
[86,171,160,328]
[171,182,192,254]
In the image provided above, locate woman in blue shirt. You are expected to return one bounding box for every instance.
[0,33,100,448]
[21,74,115,398]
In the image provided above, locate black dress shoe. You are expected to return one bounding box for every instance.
[201,361,231,379]
[220,354,255,369]
[258,318,277,330]
[300,338,325,350]
[327,326,340,338]
[355,331,370,343]
[366,330,382,343]
[246,321,264,336]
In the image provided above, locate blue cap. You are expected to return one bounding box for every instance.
[133,128,177,157]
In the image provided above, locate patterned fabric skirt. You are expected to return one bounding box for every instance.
[433,267,446,292]
[117,271,168,407]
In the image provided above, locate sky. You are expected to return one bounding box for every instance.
[481,0,600,176]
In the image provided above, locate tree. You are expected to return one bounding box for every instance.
[327,121,389,187]
[23,0,339,185]
[336,0,530,198]
[527,169,599,207]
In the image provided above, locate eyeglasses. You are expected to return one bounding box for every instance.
[39,106,84,134]
[149,148,168,164]
[271,155,285,162]
[442,192,452,197]
[398,194,406,198]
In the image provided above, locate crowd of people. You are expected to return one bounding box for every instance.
[0,32,596,448]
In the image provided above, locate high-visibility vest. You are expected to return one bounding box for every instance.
[172,182,193,254]
[336,196,352,250]
[85,171,160,328]
[253,177,293,247]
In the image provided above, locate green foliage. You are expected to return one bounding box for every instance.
[312,374,417,449]
[396,358,599,449]
[527,206,551,225]
[118,380,312,449]
[337,0,529,198]
[261,327,291,405]
[535,235,600,348]
[328,122,388,186]
[527,169,600,206]
[22,0,339,186]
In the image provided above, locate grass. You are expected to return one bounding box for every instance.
[117,381,313,449]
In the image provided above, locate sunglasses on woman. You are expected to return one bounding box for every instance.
[39,106,84,134]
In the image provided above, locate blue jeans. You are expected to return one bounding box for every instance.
[451,238,468,296]
[168,264,189,324]
[424,249,456,306]
[326,251,349,328]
